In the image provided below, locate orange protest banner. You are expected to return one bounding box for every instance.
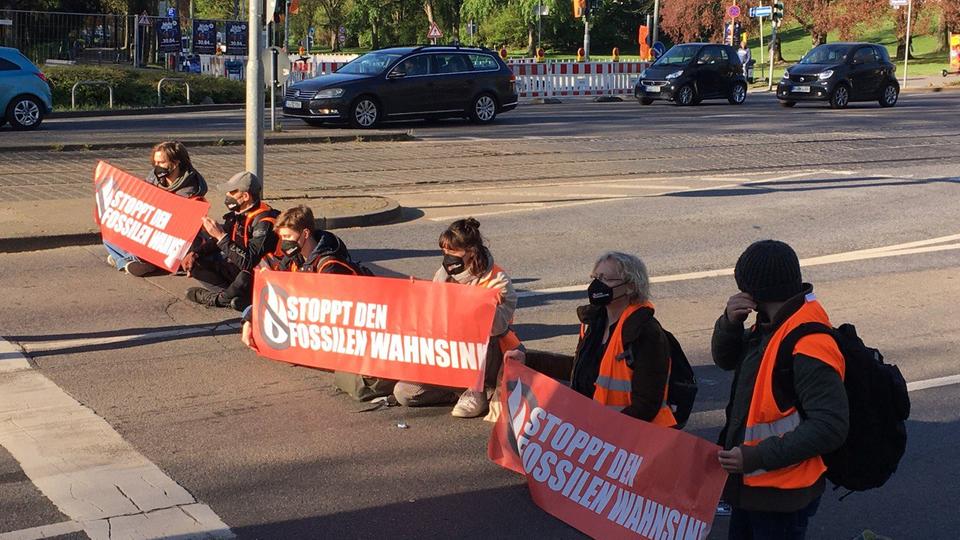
[489,360,727,540]
[93,161,210,272]
[251,270,500,388]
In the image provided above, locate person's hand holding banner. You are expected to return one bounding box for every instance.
[93,161,210,273]
[489,359,728,540]
[251,269,499,389]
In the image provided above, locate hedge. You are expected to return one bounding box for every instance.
[42,65,245,110]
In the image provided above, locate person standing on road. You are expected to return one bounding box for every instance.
[737,38,752,79]
[713,240,848,540]
[505,251,676,426]
[183,171,279,311]
[104,141,208,276]
[393,218,523,418]
[240,205,396,401]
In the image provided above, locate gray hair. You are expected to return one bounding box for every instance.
[594,251,651,304]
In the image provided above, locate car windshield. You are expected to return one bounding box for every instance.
[653,45,699,67]
[336,52,404,75]
[799,44,851,64]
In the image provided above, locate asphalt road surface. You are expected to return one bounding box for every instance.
[1,93,959,539]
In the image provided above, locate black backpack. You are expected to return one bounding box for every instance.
[663,329,698,430]
[774,322,910,492]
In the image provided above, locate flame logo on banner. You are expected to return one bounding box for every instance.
[94,176,116,223]
[506,377,538,457]
[258,281,291,350]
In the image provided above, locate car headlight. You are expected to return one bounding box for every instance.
[665,70,683,80]
[817,70,834,80]
[782,70,790,80]
[314,88,345,99]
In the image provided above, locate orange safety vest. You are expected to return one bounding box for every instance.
[475,263,522,353]
[743,292,845,489]
[592,302,676,427]
[231,201,277,248]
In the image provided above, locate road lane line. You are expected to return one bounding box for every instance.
[0,338,233,540]
[517,237,960,298]
[906,374,960,392]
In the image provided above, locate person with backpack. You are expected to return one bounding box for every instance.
[240,205,395,401]
[712,240,849,540]
[392,218,523,418]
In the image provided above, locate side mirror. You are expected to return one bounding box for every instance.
[388,70,406,79]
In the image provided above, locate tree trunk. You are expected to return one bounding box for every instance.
[934,15,948,52]
[330,30,338,51]
[527,24,535,56]
[370,14,380,49]
[771,32,784,63]
[811,30,827,47]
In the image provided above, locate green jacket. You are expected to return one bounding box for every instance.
[711,284,849,512]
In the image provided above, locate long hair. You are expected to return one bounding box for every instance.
[593,251,651,304]
[151,141,194,172]
[439,217,490,276]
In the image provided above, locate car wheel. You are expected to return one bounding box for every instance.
[639,98,654,105]
[879,83,899,108]
[728,82,747,105]
[303,118,326,127]
[470,93,498,124]
[674,85,695,106]
[349,96,380,128]
[6,95,44,130]
[829,84,850,109]
[779,101,797,108]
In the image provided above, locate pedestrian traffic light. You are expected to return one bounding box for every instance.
[573,0,588,18]
[772,1,785,24]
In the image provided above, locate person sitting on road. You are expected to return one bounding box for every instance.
[104,141,207,276]
[240,205,396,401]
[506,251,676,426]
[183,171,278,311]
[392,217,523,418]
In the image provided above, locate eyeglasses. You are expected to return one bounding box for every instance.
[590,274,625,286]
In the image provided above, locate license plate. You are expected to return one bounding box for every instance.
[792,86,811,93]
[645,85,661,93]
[285,100,302,109]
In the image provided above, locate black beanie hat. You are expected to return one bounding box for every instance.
[734,240,803,302]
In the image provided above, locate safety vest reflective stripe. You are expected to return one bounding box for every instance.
[231,202,275,247]
[744,411,801,443]
[595,375,632,393]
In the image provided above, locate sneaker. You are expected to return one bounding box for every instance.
[452,390,488,418]
[123,260,155,277]
[106,255,117,268]
[186,287,223,307]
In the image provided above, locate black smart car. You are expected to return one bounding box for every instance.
[282,45,518,128]
[777,43,899,109]
[635,43,747,106]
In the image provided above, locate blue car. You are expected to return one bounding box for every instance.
[0,47,53,130]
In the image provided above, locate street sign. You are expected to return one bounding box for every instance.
[428,21,443,39]
[727,5,741,18]
[749,6,772,17]
[0,18,14,26]
[262,46,291,85]
[166,7,177,18]
[533,4,549,16]
[652,41,666,59]
[889,0,908,5]
[338,26,346,46]
[137,15,151,26]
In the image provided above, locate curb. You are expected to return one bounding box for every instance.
[49,103,244,119]
[0,196,404,254]
[0,132,415,154]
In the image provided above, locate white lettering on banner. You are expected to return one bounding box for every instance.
[275,293,485,371]
[516,406,707,540]
[97,187,188,265]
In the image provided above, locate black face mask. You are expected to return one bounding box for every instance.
[587,278,623,306]
[154,165,171,180]
[281,238,301,258]
[224,195,242,212]
[443,254,466,276]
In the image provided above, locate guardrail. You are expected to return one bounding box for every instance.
[157,78,191,106]
[71,80,113,109]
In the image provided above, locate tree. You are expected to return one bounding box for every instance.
[660,0,724,44]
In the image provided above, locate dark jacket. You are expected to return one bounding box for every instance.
[276,229,353,274]
[146,168,208,199]
[571,304,670,422]
[712,283,849,512]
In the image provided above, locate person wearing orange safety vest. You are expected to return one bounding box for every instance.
[184,171,279,311]
[713,240,848,540]
[393,217,523,418]
[570,251,675,426]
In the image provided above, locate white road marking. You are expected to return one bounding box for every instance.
[0,520,84,540]
[517,233,960,298]
[0,338,234,540]
[906,374,960,392]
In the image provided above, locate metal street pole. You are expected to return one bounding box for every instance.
[768,20,777,91]
[583,16,590,61]
[903,0,912,89]
[270,48,278,132]
[537,0,542,53]
[246,0,264,181]
[284,0,290,49]
[652,0,660,46]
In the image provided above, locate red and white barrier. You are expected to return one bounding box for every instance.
[511,61,648,98]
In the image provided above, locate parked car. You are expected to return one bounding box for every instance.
[635,43,747,106]
[283,45,518,128]
[0,47,53,130]
[777,42,899,109]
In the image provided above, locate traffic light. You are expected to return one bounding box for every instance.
[772,1,785,25]
[573,0,588,18]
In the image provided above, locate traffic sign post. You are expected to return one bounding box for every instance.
[902,0,913,89]
[427,21,442,44]
[727,4,741,18]
[749,5,772,17]
[652,41,666,60]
